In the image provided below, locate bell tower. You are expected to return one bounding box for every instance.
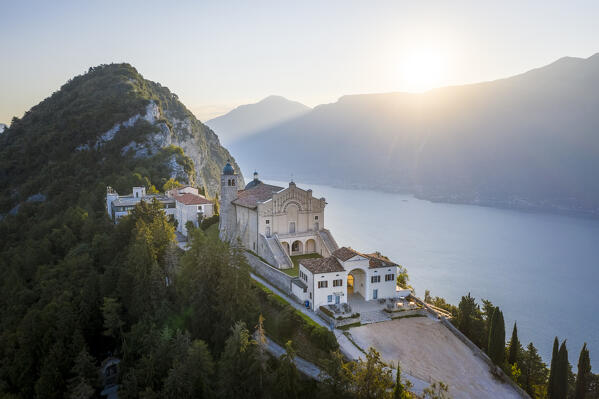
[219,160,241,241]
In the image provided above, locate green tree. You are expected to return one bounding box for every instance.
[548,337,559,399]
[519,342,548,397]
[456,293,485,348]
[422,382,450,399]
[392,362,410,399]
[349,347,394,399]
[162,339,214,399]
[66,348,97,399]
[319,350,353,398]
[274,341,301,399]
[487,307,505,365]
[574,343,591,399]
[217,322,261,399]
[508,322,521,365]
[550,340,569,399]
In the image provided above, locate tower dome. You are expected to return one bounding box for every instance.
[223,161,235,175]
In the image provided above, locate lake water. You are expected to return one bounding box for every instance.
[268,180,599,368]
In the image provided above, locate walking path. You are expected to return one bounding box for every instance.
[250,271,429,395]
[264,336,323,381]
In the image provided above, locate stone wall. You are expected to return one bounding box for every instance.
[245,252,293,296]
[440,318,531,398]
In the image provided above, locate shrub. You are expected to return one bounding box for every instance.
[200,214,219,230]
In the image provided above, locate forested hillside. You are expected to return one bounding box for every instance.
[0,64,413,398]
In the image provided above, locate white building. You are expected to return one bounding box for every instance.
[106,185,213,236]
[293,247,400,310]
[219,162,339,268]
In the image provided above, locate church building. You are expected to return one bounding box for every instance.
[218,161,339,268]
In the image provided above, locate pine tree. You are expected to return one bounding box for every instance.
[508,322,520,365]
[574,343,591,399]
[487,307,505,365]
[548,337,559,398]
[520,342,548,396]
[274,341,301,399]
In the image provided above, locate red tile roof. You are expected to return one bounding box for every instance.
[300,257,345,274]
[232,182,283,209]
[332,247,361,261]
[175,193,212,206]
[333,247,398,269]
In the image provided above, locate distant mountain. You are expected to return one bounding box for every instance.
[206,95,310,144]
[0,63,241,214]
[230,54,599,216]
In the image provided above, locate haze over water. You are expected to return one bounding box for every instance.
[267,179,599,368]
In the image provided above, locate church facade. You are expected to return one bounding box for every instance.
[218,162,340,268]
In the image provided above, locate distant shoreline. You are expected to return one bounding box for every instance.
[256,174,599,221]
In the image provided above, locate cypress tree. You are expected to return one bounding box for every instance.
[553,340,569,399]
[574,343,591,399]
[508,322,520,365]
[487,307,506,365]
[548,337,559,398]
[393,362,405,399]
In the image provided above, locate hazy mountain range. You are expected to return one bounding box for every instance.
[222,53,599,216]
[205,95,310,144]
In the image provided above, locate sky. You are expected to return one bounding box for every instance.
[1,0,599,124]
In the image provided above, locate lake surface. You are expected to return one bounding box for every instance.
[268,180,599,368]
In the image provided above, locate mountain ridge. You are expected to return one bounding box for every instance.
[0,63,241,214]
[206,95,310,144]
[229,53,599,217]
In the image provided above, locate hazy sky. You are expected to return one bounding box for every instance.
[1,0,598,123]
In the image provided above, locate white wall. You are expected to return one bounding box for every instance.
[365,266,398,300]
[301,264,348,310]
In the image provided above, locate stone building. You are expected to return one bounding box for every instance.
[218,162,339,268]
[106,185,213,236]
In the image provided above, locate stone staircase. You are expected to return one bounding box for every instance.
[266,236,293,268]
[359,310,391,325]
[318,229,339,255]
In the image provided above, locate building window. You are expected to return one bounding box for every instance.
[371,275,381,283]
[300,271,308,282]
[197,205,202,211]
[327,295,333,303]
[318,281,328,289]
[231,179,235,186]
[253,242,256,250]
[385,274,395,281]
[315,215,319,220]
[333,279,343,287]
[309,292,312,299]
[266,219,270,224]
[289,221,296,234]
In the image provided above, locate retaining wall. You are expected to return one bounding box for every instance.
[245,252,293,296]
[440,318,531,398]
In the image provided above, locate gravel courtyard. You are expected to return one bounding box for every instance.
[349,317,523,399]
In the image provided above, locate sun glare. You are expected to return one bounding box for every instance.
[400,50,446,92]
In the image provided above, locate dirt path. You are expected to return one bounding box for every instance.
[349,317,523,399]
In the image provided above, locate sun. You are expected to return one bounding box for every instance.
[400,50,446,92]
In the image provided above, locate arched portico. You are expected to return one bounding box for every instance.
[347,268,367,299]
[291,240,303,255]
[305,238,316,253]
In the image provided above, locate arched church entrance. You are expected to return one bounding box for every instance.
[347,268,366,299]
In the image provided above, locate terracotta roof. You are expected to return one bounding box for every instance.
[365,252,398,269]
[175,193,212,206]
[300,257,345,274]
[332,247,398,269]
[332,247,362,261]
[232,182,283,209]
